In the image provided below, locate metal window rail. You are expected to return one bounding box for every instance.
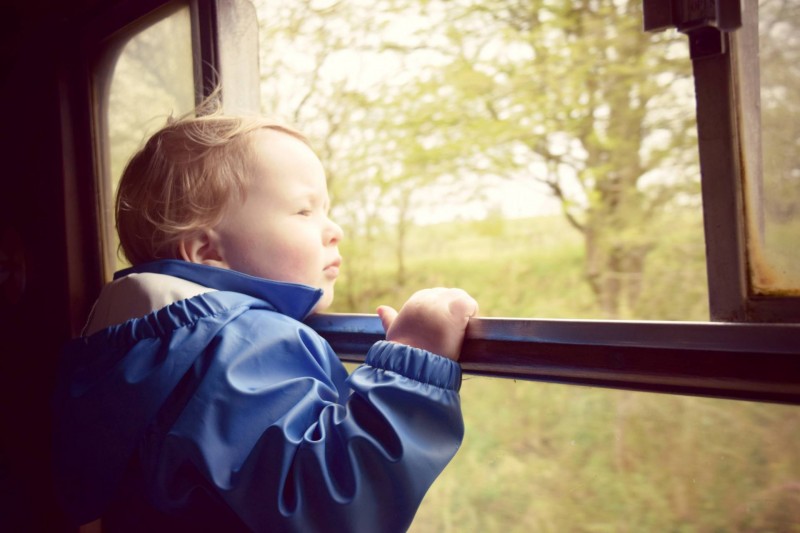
[306,314,800,405]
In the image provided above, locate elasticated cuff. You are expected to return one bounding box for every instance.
[365,340,462,391]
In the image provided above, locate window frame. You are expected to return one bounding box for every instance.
[307,314,800,404]
[62,0,258,332]
[93,0,198,283]
[64,0,800,408]
[61,0,199,333]
[692,6,800,323]
[644,0,800,322]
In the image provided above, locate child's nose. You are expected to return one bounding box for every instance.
[325,218,343,245]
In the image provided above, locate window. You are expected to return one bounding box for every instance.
[74,0,799,530]
[254,0,800,376]
[253,0,800,530]
[93,0,259,278]
[98,3,195,277]
[422,377,800,531]
[737,0,800,297]
[688,0,800,321]
[256,0,708,322]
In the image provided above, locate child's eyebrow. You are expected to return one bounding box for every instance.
[291,191,330,209]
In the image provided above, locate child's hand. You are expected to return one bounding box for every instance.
[377,288,478,361]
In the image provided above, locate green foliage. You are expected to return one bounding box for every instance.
[256,0,702,318]
[330,214,599,318]
[753,0,800,294]
[409,379,800,532]
[399,0,699,317]
[332,210,707,321]
[332,211,800,532]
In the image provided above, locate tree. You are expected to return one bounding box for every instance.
[760,0,800,225]
[384,0,700,317]
[254,0,703,318]
[757,0,800,289]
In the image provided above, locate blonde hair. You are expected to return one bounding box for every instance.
[115,99,307,266]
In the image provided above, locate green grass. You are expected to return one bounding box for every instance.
[331,215,595,318]
[331,212,708,320]
[412,379,800,532]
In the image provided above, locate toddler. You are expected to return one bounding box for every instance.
[53,102,478,533]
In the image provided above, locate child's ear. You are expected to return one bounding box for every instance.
[178,230,227,268]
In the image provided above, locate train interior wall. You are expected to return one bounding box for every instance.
[1,1,105,530]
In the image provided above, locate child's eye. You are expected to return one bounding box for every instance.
[297,209,312,216]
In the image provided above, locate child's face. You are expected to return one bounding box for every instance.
[212,129,343,312]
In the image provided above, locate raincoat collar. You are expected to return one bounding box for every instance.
[115,259,324,321]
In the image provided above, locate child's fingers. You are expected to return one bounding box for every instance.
[447,292,479,319]
[376,305,399,333]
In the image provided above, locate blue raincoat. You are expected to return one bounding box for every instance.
[53,260,463,532]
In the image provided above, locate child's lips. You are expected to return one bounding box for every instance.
[324,258,342,277]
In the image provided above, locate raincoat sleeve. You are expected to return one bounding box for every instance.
[143,308,464,532]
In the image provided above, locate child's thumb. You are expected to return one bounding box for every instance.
[376,305,398,334]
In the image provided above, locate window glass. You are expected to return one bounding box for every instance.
[261,2,800,530]
[102,5,195,274]
[418,377,800,531]
[741,0,800,295]
[254,0,707,321]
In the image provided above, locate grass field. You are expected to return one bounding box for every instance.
[331,212,708,320]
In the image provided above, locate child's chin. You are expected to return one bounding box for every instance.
[312,294,334,313]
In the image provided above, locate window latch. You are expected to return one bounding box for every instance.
[643,0,743,58]
[644,0,742,33]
